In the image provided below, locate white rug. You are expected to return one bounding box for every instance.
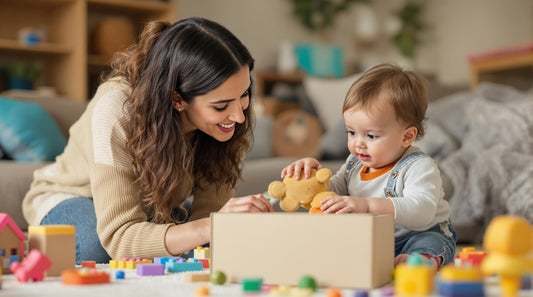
[0,264,371,297]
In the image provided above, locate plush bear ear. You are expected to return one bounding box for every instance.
[316,168,332,183]
[268,181,286,199]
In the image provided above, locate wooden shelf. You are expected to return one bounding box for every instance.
[88,0,172,14]
[88,54,112,67]
[0,39,71,55]
[1,0,174,102]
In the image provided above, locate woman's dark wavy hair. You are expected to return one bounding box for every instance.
[104,17,255,224]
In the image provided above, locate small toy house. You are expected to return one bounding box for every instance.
[0,213,26,274]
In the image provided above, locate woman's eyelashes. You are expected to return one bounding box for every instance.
[213,105,229,112]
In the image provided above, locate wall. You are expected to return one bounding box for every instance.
[175,0,533,86]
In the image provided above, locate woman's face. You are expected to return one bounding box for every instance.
[179,66,251,142]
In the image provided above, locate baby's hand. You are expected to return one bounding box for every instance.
[281,158,322,180]
[320,195,369,214]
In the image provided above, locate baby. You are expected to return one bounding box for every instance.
[281,64,457,268]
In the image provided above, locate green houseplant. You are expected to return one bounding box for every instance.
[6,61,42,90]
[392,1,425,59]
[288,0,370,32]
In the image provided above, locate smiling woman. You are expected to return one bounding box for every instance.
[22,17,274,264]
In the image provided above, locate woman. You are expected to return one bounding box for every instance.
[22,17,273,264]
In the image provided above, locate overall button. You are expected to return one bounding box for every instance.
[391,171,398,179]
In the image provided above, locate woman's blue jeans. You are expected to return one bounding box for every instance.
[40,197,191,264]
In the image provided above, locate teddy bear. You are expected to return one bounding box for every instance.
[268,168,337,213]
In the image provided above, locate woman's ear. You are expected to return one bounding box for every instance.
[172,91,186,112]
[402,126,417,147]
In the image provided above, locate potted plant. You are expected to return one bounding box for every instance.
[6,61,42,90]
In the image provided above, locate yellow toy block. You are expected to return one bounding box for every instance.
[194,246,210,259]
[440,264,483,282]
[395,264,435,296]
[109,258,152,269]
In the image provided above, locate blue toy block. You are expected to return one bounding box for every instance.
[438,281,485,297]
[165,259,203,273]
[115,270,125,279]
[154,257,186,266]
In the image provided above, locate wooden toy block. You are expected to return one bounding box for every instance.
[136,263,165,276]
[62,269,110,285]
[194,246,210,259]
[28,225,75,276]
[185,272,211,282]
[211,213,394,289]
[10,249,52,282]
[81,261,96,269]
[109,258,152,269]
[0,213,26,274]
[395,262,435,296]
[165,259,203,273]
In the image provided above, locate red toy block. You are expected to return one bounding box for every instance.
[457,247,487,267]
[198,258,210,269]
[10,249,52,282]
[81,261,96,269]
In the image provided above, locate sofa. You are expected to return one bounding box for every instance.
[0,91,87,230]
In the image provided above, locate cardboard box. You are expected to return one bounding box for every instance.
[210,213,394,289]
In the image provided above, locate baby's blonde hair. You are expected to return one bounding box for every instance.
[343,63,428,139]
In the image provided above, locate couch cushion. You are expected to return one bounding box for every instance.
[0,96,67,162]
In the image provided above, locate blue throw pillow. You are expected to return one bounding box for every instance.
[0,96,67,162]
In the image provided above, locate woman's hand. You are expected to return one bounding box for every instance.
[218,194,274,213]
[281,157,322,180]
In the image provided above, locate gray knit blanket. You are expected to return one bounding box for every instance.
[417,83,533,243]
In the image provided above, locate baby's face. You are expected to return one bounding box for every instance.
[343,102,414,172]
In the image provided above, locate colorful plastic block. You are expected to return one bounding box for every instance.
[242,277,263,292]
[62,269,110,285]
[438,264,484,297]
[165,259,203,273]
[10,249,52,282]
[81,261,96,269]
[109,258,152,269]
[194,246,210,259]
[354,290,369,297]
[210,270,226,285]
[394,254,435,296]
[457,247,487,267]
[197,258,210,269]
[154,256,186,265]
[136,263,165,276]
[185,272,211,282]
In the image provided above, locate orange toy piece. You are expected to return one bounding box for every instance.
[481,215,533,297]
[457,247,487,267]
[62,269,110,285]
[268,168,336,212]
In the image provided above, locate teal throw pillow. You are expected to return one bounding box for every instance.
[0,96,67,162]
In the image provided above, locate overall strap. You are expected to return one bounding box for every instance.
[343,155,360,185]
[383,151,425,198]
